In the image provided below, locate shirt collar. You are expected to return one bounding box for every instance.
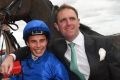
[66,31,84,47]
[32,54,39,61]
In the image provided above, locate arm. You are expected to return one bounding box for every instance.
[1,46,30,75]
[54,63,69,80]
[14,46,30,60]
[106,38,120,80]
[108,47,120,80]
[51,55,69,80]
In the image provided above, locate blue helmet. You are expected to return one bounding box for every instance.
[23,20,50,41]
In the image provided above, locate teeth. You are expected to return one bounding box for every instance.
[35,48,40,50]
[34,49,41,52]
[35,49,40,51]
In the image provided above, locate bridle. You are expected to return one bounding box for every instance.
[0,0,22,61]
[0,0,23,30]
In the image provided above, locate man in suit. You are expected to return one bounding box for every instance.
[52,4,120,80]
[1,4,120,80]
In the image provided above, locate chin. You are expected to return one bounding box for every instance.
[35,53,44,57]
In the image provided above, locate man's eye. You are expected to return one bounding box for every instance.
[60,19,66,23]
[70,17,76,21]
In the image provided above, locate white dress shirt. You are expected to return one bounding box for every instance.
[65,32,90,80]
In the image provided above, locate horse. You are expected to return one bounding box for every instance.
[0,0,103,35]
[0,0,120,79]
[0,0,120,56]
[0,0,103,52]
[0,0,120,58]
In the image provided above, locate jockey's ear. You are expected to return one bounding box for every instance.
[26,41,29,47]
[54,23,59,31]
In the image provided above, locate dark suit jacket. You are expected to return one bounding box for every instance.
[15,32,120,80]
[50,32,120,80]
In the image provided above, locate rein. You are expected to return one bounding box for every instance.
[0,24,21,79]
[0,0,24,78]
[0,26,20,54]
[0,0,23,58]
[0,0,23,53]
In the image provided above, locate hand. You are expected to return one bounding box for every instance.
[1,55,14,75]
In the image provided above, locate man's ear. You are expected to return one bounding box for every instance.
[54,23,59,31]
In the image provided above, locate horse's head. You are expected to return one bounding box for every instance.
[0,0,59,32]
[0,0,31,25]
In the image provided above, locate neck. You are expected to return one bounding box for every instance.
[66,31,80,42]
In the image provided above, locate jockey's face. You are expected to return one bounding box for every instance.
[26,35,48,57]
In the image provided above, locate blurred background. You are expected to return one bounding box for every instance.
[12,0,120,46]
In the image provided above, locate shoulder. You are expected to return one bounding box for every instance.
[48,38,67,58]
[83,34,114,53]
[84,33,110,44]
[45,51,64,65]
[45,51,59,61]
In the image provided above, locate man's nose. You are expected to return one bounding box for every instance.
[66,19,71,25]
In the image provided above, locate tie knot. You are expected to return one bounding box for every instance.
[68,42,75,48]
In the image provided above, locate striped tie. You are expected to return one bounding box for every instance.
[69,42,85,80]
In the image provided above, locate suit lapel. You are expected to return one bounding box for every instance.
[83,34,100,77]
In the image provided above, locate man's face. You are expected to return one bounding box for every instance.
[56,8,80,41]
[27,35,48,57]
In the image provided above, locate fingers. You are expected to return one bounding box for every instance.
[8,64,13,75]
[1,64,9,75]
[1,61,12,75]
[1,55,14,75]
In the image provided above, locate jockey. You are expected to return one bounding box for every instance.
[10,20,69,80]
